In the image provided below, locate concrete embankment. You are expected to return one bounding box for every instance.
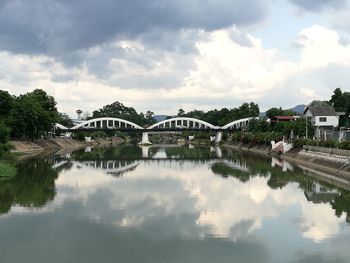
[283,146,350,178]
[10,137,124,157]
[224,142,350,178]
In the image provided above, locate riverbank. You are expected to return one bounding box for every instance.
[10,137,125,158]
[224,142,350,178]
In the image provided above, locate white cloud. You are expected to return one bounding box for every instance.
[2,24,350,116]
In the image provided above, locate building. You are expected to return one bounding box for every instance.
[304,101,339,140]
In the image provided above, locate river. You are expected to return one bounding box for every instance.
[1,144,350,263]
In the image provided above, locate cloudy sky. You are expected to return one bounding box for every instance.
[1,0,350,117]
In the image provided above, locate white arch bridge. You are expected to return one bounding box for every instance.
[55,117,257,144]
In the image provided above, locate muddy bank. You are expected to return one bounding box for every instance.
[10,137,124,158]
[224,142,350,178]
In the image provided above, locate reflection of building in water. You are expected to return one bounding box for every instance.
[304,182,339,204]
[271,157,294,172]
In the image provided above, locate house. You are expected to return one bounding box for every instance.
[304,101,339,140]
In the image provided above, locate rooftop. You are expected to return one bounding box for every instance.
[304,100,337,116]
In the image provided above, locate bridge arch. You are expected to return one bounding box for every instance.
[148,117,218,130]
[222,117,256,130]
[72,117,143,130]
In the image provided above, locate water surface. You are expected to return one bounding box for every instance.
[1,144,350,263]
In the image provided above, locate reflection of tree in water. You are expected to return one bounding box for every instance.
[332,192,350,223]
[72,145,142,160]
[163,146,217,159]
[211,150,350,223]
[211,162,250,182]
[0,159,58,214]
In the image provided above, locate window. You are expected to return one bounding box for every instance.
[319,117,327,122]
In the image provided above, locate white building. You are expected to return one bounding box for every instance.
[304,101,339,140]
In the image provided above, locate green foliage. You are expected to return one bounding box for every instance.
[72,132,86,141]
[92,101,155,126]
[58,113,73,128]
[211,162,250,181]
[246,117,313,139]
[0,159,58,214]
[0,120,11,156]
[0,89,60,140]
[0,120,10,144]
[0,90,14,117]
[182,102,260,126]
[177,108,185,116]
[266,107,296,118]
[330,88,350,127]
[0,162,17,178]
[330,87,350,113]
[231,131,283,146]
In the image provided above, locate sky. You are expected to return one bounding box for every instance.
[1,0,350,117]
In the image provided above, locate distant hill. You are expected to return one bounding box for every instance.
[290,104,306,115]
[153,115,168,122]
[260,104,306,117]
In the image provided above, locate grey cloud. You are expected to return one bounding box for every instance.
[0,0,268,56]
[290,0,347,12]
[51,73,78,83]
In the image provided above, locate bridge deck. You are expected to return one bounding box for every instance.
[63,128,228,132]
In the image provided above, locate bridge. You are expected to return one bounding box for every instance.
[55,116,256,144]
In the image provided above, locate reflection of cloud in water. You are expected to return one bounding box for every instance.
[52,159,347,243]
[299,202,345,242]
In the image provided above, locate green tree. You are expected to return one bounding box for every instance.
[177,108,185,117]
[10,89,59,139]
[92,101,153,126]
[0,90,14,118]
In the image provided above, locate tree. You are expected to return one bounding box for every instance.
[0,121,10,144]
[92,101,154,126]
[266,107,295,119]
[329,88,350,127]
[330,88,345,111]
[0,90,14,117]
[58,113,74,128]
[177,108,185,117]
[9,89,59,139]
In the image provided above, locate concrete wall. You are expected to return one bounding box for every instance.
[303,145,350,157]
[312,116,338,127]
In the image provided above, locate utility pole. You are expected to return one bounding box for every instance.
[305,116,308,139]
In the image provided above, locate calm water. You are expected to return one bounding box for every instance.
[1,144,350,263]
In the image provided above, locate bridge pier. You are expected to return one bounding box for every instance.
[139,132,152,145]
[215,132,222,144]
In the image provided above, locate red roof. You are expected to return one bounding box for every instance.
[272,116,296,120]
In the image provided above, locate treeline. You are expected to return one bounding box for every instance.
[92,101,156,126]
[177,102,260,126]
[0,89,60,154]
